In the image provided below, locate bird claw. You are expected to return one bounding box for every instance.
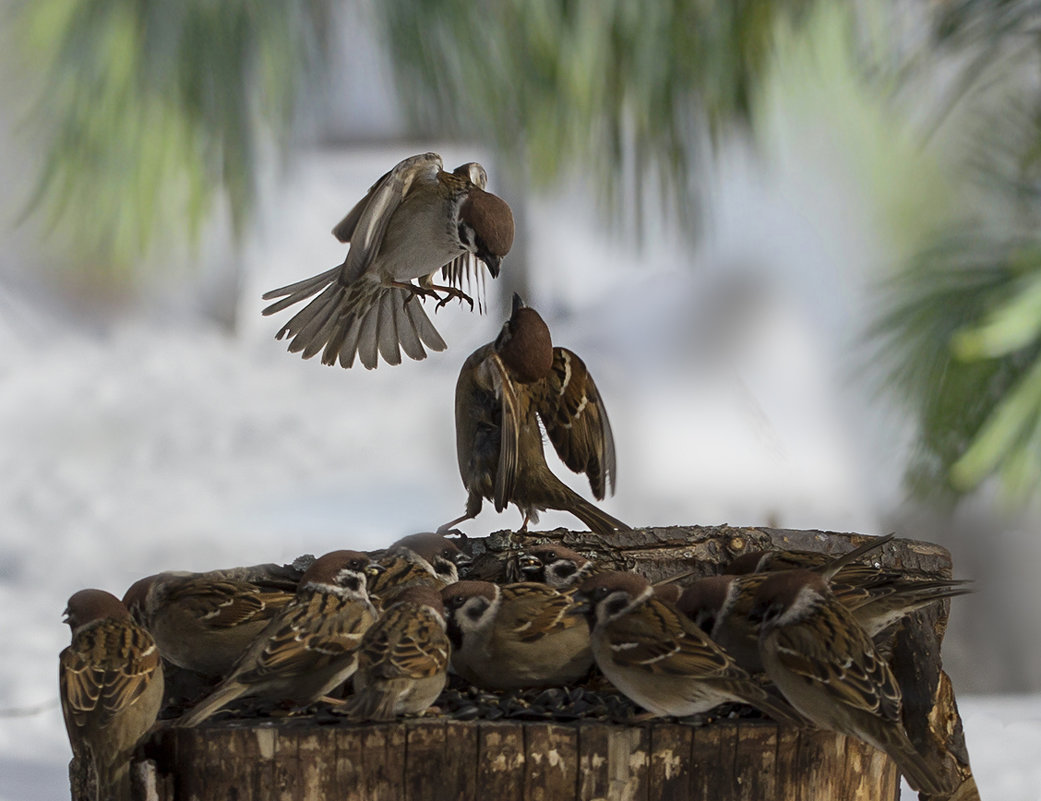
[434,287,475,312]
[397,283,442,308]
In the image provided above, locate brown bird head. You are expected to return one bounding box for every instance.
[302,550,379,596]
[518,543,592,588]
[726,551,771,575]
[392,532,472,582]
[749,569,827,629]
[676,575,737,633]
[440,580,499,647]
[121,574,160,625]
[652,583,684,605]
[494,295,553,383]
[63,589,130,633]
[389,585,446,616]
[459,188,514,277]
[574,571,652,627]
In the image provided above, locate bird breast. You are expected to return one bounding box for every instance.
[375,190,466,282]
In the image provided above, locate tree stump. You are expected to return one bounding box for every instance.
[131,525,979,801]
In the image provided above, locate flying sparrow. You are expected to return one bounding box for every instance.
[262,152,514,369]
[368,532,472,607]
[340,586,451,721]
[179,550,380,727]
[122,573,294,677]
[752,569,951,795]
[439,295,629,536]
[60,589,164,801]
[441,580,593,690]
[574,571,801,725]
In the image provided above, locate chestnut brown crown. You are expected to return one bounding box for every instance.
[495,295,553,384]
[461,190,515,265]
[64,589,131,632]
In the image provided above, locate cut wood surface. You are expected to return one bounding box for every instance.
[130,525,978,801]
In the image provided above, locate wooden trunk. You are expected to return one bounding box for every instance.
[131,525,980,801]
[140,719,901,801]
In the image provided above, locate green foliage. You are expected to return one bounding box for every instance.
[379,0,813,228]
[874,75,1041,500]
[15,0,332,276]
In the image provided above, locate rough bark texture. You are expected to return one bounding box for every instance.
[132,525,977,801]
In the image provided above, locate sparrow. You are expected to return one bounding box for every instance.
[725,532,898,581]
[517,543,694,600]
[441,580,592,690]
[262,152,515,369]
[340,586,451,721]
[439,295,630,536]
[60,589,164,801]
[678,534,968,674]
[368,532,472,607]
[179,550,380,727]
[752,569,951,796]
[122,573,294,677]
[722,533,971,638]
[574,571,801,725]
[516,543,597,589]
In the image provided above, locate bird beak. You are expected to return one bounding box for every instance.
[511,293,525,314]
[453,552,474,572]
[484,254,502,279]
[365,563,386,578]
[61,607,71,626]
[570,598,592,616]
[517,554,541,574]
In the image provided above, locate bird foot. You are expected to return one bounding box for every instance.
[421,283,475,312]
[391,281,442,306]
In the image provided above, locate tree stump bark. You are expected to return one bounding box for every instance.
[131,525,979,801]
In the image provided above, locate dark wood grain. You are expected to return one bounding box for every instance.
[648,723,693,801]
[478,723,526,801]
[524,723,578,801]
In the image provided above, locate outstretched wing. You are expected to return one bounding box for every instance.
[330,153,443,283]
[535,348,616,499]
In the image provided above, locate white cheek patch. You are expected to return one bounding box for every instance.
[775,586,822,628]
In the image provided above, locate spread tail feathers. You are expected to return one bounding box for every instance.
[262,272,447,369]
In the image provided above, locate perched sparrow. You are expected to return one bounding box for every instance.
[752,570,950,795]
[179,550,380,727]
[439,295,629,536]
[518,543,693,600]
[725,532,897,580]
[122,573,294,677]
[60,589,164,801]
[262,152,514,369]
[838,576,972,637]
[675,574,765,673]
[575,571,801,724]
[679,534,968,673]
[441,580,592,690]
[368,533,472,606]
[341,586,451,721]
[517,543,597,589]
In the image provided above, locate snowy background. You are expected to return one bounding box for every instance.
[3,6,1041,799]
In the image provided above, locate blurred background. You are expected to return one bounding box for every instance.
[2,0,1040,797]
